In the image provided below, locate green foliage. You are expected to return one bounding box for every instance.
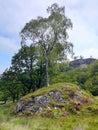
[12,45,37,92]
[0,99,98,130]
[85,76,98,96]
[50,60,98,96]
[0,3,74,102]
[0,2,98,105]
[83,61,98,95]
[0,45,45,102]
[21,3,73,87]
[0,68,21,102]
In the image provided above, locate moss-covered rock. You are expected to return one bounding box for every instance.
[15,83,93,115]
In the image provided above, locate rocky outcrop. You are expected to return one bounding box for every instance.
[15,83,93,114]
[16,90,65,113]
[70,58,96,68]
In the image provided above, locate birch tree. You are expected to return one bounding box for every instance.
[20,3,73,87]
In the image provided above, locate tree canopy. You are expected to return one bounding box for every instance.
[20,3,73,87]
[0,3,75,102]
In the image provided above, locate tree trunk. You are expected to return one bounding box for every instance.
[28,57,34,93]
[12,94,16,103]
[45,54,49,87]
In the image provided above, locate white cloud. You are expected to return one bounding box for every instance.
[0,0,62,35]
[0,36,20,53]
[66,0,98,58]
[68,19,98,48]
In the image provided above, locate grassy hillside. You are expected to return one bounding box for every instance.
[0,83,98,130]
[15,83,93,114]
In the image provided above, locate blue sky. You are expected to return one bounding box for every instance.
[0,0,98,74]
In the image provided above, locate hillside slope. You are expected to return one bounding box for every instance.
[16,83,93,115]
[0,83,98,130]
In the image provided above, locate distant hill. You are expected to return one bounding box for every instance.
[70,58,96,69]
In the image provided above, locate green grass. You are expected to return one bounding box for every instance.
[21,82,92,104]
[0,102,98,130]
[0,83,98,130]
[22,83,79,99]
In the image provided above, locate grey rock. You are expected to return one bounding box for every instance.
[72,91,86,103]
[24,102,34,109]
[15,100,24,112]
[31,107,42,113]
[70,58,96,69]
[34,95,50,105]
[48,91,65,103]
[16,95,50,113]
